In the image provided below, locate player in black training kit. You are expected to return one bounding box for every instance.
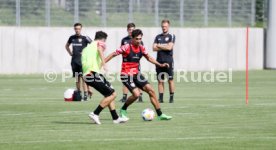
[119,23,144,103]
[65,23,92,101]
[153,19,176,103]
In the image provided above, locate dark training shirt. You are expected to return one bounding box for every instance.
[154,33,175,63]
[67,35,92,64]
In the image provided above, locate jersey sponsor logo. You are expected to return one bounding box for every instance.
[72,43,83,46]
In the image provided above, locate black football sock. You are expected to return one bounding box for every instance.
[93,105,104,115]
[156,108,162,116]
[110,110,119,120]
[123,94,127,101]
[169,92,174,101]
[159,93,164,101]
[121,103,129,110]
[139,93,143,101]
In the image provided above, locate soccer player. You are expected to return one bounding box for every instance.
[65,23,92,101]
[120,23,143,103]
[153,19,176,103]
[105,29,172,120]
[82,31,128,125]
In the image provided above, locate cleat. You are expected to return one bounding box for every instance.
[120,109,129,120]
[88,112,101,124]
[113,117,129,124]
[158,114,172,120]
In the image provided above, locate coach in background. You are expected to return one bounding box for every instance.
[65,23,92,101]
[153,19,175,103]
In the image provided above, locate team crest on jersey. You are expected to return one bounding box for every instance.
[130,82,135,87]
[165,37,169,41]
[78,38,82,42]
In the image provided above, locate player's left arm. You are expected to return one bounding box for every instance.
[97,45,107,70]
[144,54,169,68]
[142,46,169,68]
[156,42,174,51]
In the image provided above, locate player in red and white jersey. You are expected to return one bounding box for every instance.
[105,29,172,120]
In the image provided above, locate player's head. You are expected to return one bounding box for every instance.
[74,23,82,35]
[94,31,108,42]
[127,23,136,37]
[161,19,170,34]
[131,29,143,46]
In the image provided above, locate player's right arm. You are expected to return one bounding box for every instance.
[105,45,127,63]
[153,36,159,51]
[65,36,73,56]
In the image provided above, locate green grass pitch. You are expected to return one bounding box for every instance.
[0,70,275,150]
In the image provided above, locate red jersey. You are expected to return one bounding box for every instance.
[115,43,148,75]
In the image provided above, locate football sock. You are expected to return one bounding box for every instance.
[123,94,127,101]
[159,93,164,101]
[110,110,119,120]
[169,92,174,101]
[93,105,103,115]
[156,108,162,116]
[122,103,129,110]
[139,93,143,101]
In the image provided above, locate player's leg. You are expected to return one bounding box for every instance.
[89,92,116,124]
[135,74,172,120]
[120,75,140,118]
[86,72,126,124]
[138,89,143,103]
[108,100,129,123]
[72,62,82,99]
[120,85,129,102]
[120,88,140,119]
[168,79,175,103]
[81,78,89,101]
[167,62,175,103]
[142,83,172,120]
[157,67,165,103]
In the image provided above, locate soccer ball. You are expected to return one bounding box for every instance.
[64,88,75,101]
[141,108,155,121]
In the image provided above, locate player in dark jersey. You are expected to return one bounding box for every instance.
[153,19,176,103]
[105,29,172,120]
[119,23,143,103]
[65,23,92,101]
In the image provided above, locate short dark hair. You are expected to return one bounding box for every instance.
[94,31,108,40]
[74,23,82,27]
[131,29,143,38]
[161,19,170,25]
[127,23,136,29]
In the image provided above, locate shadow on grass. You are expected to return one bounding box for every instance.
[52,118,112,125]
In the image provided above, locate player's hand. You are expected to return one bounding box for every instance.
[160,63,169,68]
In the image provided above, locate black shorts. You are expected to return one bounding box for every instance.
[121,74,149,92]
[84,72,115,97]
[156,61,174,81]
[71,62,83,77]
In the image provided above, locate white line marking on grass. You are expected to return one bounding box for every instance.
[1,136,276,144]
[0,112,34,116]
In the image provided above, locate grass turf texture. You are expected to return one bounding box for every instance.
[0,70,275,150]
